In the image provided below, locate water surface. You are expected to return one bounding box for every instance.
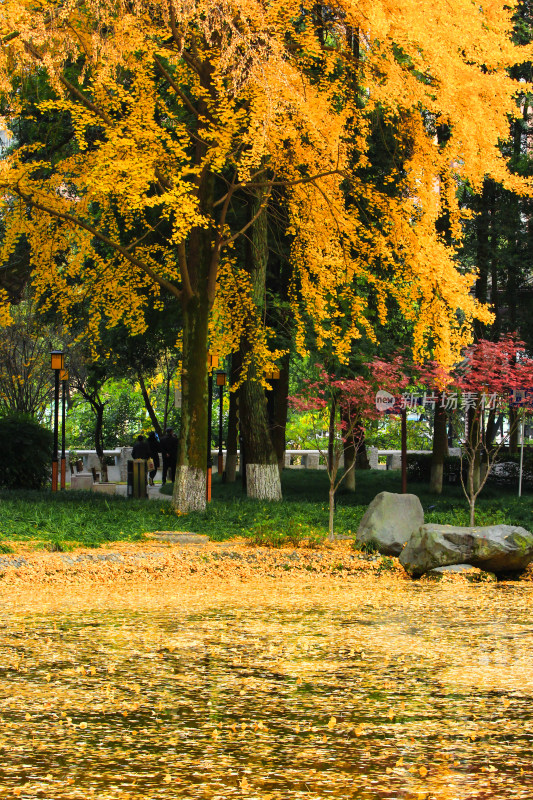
[0,578,531,799]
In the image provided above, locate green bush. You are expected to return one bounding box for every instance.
[0,413,54,490]
[248,518,326,548]
[406,453,467,485]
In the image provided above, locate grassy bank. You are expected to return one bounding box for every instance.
[0,469,532,551]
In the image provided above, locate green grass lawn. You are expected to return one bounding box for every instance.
[0,469,532,551]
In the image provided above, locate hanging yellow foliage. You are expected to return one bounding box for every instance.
[0,0,528,374]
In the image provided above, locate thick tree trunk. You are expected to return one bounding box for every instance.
[239,185,281,501]
[430,396,448,494]
[356,437,370,470]
[240,377,281,500]
[343,445,356,490]
[246,463,281,500]
[173,292,210,512]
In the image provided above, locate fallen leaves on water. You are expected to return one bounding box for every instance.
[0,547,531,799]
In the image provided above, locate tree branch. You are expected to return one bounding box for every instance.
[223,188,272,246]
[22,38,113,127]
[10,185,182,301]
[177,241,194,303]
[154,56,200,120]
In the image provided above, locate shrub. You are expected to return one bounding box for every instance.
[0,413,54,490]
[248,518,326,548]
[406,450,533,490]
[405,453,433,482]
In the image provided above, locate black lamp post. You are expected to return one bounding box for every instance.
[50,350,65,492]
[60,368,68,489]
[216,371,226,474]
[206,353,219,502]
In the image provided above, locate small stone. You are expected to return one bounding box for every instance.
[423,564,497,582]
[152,532,209,544]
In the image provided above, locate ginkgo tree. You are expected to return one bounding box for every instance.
[0,0,529,511]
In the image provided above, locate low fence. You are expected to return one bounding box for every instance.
[67,447,460,481]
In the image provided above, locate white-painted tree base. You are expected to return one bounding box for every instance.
[173,466,206,512]
[246,463,282,501]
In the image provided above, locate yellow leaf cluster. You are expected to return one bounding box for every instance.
[0,0,528,367]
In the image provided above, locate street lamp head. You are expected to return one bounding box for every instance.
[265,368,281,381]
[216,371,226,387]
[207,352,220,369]
[50,350,65,371]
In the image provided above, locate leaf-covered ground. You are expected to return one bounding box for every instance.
[0,548,532,799]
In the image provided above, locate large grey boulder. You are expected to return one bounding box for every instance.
[400,524,533,578]
[356,492,424,556]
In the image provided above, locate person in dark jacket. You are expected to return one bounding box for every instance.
[147,431,161,486]
[160,427,178,484]
[132,435,150,460]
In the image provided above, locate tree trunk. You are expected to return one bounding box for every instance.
[328,484,335,541]
[356,437,370,470]
[509,407,519,454]
[173,292,210,512]
[240,378,281,500]
[467,407,481,494]
[238,185,281,501]
[163,372,171,432]
[430,396,448,494]
[474,179,491,336]
[343,446,356,490]
[225,379,239,483]
[137,371,162,436]
[270,354,290,474]
[94,401,108,483]
[328,396,337,474]
[342,407,356,491]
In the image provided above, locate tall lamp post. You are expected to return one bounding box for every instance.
[50,350,65,492]
[216,371,226,474]
[60,368,68,489]
[207,353,219,502]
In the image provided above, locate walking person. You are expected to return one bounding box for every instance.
[131,434,150,460]
[147,430,161,486]
[130,434,150,496]
[160,427,178,484]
